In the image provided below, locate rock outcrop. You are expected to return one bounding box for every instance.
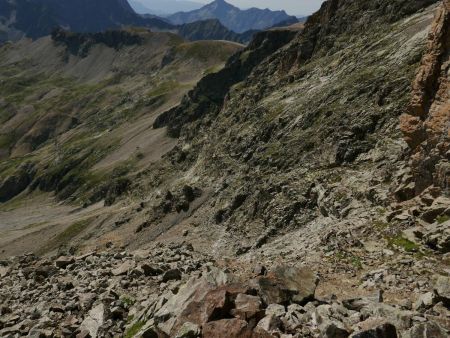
[153,28,298,137]
[399,0,450,198]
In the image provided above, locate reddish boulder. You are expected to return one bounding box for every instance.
[202,319,253,338]
[173,284,248,335]
[231,294,264,322]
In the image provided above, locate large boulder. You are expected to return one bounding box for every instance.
[55,256,75,269]
[231,294,264,322]
[174,322,201,338]
[162,268,182,282]
[250,266,318,305]
[434,275,450,305]
[350,323,397,338]
[202,319,253,338]
[111,261,134,276]
[80,303,108,337]
[154,268,234,335]
[174,284,248,333]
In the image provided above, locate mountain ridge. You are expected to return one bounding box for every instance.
[0,0,257,44]
[130,0,204,15]
[0,0,172,41]
[168,0,298,33]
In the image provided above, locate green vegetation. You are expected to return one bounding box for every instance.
[437,215,450,224]
[121,295,136,307]
[124,321,145,338]
[388,236,419,253]
[203,65,224,75]
[240,50,251,63]
[0,32,240,208]
[0,132,16,150]
[376,208,387,216]
[147,81,180,99]
[176,41,238,62]
[37,219,91,254]
[372,219,389,230]
[335,251,363,270]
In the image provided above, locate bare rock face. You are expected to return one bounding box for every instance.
[350,323,397,338]
[202,318,253,338]
[80,303,107,337]
[250,266,318,306]
[399,0,450,198]
[434,275,450,304]
[55,256,75,269]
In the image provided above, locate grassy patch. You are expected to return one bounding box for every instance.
[203,65,223,75]
[176,41,238,62]
[334,251,363,270]
[350,255,363,269]
[372,219,389,230]
[388,236,419,252]
[147,81,180,99]
[437,215,450,224]
[0,132,17,151]
[124,321,145,338]
[37,219,91,254]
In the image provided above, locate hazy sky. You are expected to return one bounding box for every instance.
[196,0,326,15]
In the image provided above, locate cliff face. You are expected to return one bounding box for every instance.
[399,0,450,198]
[153,29,299,138]
[144,0,444,259]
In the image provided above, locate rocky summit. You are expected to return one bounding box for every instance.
[0,0,449,337]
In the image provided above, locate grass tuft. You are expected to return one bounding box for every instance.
[437,215,450,224]
[124,321,145,338]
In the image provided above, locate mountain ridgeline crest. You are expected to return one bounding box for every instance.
[0,0,253,44]
[168,0,298,33]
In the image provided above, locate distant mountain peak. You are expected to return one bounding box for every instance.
[168,0,298,33]
[205,0,238,12]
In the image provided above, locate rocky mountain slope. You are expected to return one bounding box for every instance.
[0,28,242,246]
[0,0,449,337]
[168,0,298,33]
[177,19,255,44]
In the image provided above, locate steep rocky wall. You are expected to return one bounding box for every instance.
[153,29,298,138]
[399,0,450,199]
[145,0,441,256]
